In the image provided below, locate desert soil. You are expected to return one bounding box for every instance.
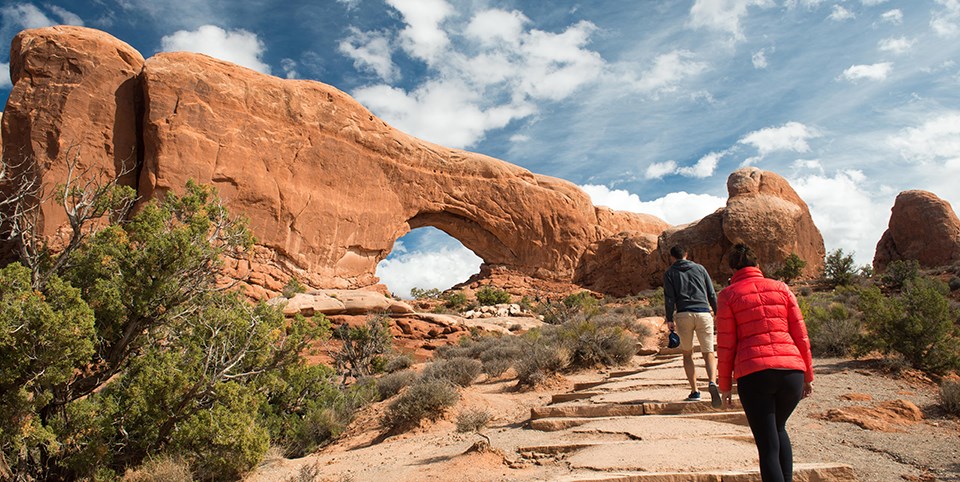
[248,355,960,482]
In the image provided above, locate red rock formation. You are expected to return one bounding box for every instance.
[873,190,960,271]
[1,26,144,238]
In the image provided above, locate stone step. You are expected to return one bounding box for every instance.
[531,400,742,420]
[552,392,602,404]
[558,463,857,481]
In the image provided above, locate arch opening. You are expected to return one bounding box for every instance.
[376,226,482,299]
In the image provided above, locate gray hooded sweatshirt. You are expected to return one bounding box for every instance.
[663,259,718,323]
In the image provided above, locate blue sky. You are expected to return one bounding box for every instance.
[2,0,960,297]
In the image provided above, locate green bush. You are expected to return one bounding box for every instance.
[376,369,418,401]
[475,285,511,306]
[880,259,921,291]
[282,277,307,298]
[858,278,960,374]
[632,288,666,318]
[333,315,393,383]
[421,357,482,387]
[940,378,960,416]
[515,337,572,387]
[384,354,413,373]
[949,277,960,291]
[383,379,459,429]
[800,298,862,357]
[443,291,469,310]
[773,253,807,284]
[455,409,492,433]
[822,249,858,288]
[410,287,442,299]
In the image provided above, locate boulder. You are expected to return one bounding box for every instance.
[1,26,144,239]
[873,190,960,271]
[268,290,413,316]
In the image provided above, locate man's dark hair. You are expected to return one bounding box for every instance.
[669,245,687,260]
[728,243,759,270]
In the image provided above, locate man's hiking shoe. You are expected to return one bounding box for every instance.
[685,391,701,402]
[708,382,721,408]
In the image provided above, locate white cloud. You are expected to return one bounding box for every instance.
[0,62,10,89]
[784,0,827,8]
[645,160,678,179]
[932,0,960,37]
[630,50,708,93]
[880,9,903,24]
[344,8,605,148]
[878,36,915,54]
[791,170,885,266]
[861,0,889,5]
[510,134,530,143]
[160,25,271,74]
[678,151,723,178]
[280,58,298,79]
[792,159,825,173]
[1,4,56,29]
[688,0,775,41]
[839,62,892,82]
[386,0,453,62]
[738,121,822,158]
[828,5,856,21]
[376,246,482,298]
[48,5,84,25]
[338,27,398,81]
[752,48,768,69]
[888,112,960,164]
[581,184,726,226]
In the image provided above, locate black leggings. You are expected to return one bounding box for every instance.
[737,369,805,482]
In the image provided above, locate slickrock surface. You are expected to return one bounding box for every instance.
[873,190,960,271]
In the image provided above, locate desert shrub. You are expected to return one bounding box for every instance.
[554,317,637,369]
[949,276,960,291]
[376,369,418,400]
[773,253,807,284]
[282,462,323,482]
[384,354,413,373]
[822,249,858,288]
[940,378,960,416]
[632,288,666,318]
[800,299,862,357]
[880,259,921,291]
[515,336,572,387]
[858,278,960,374]
[282,277,307,298]
[443,291,469,310]
[475,285,511,306]
[479,343,524,377]
[333,315,393,383]
[421,357,482,387]
[383,379,459,429]
[122,455,193,482]
[410,287,442,299]
[537,291,602,324]
[455,409,492,433]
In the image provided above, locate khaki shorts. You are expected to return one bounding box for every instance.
[674,311,715,353]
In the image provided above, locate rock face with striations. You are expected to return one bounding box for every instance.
[873,190,960,271]
[1,26,144,240]
[2,27,827,298]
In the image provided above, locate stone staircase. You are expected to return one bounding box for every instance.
[518,353,857,481]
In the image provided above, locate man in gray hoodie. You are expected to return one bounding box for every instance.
[664,245,720,407]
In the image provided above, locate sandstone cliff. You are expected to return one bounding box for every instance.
[2,26,826,297]
[874,190,960,272]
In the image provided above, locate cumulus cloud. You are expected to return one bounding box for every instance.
[688,0,775,41]
[629,50,708,93]
[161,25,271,74]
[752,48,768,69]
[931,0,960,37]
[791,170,886,266]
[861,0,889,5]
[581,185,726,226]
[338,27,398,81]
[888,112,960,164]
[645,160,679,179]
[792,159,825,173]
[48,5,84,25]
[839,62,892,82]
[738,122,822,160]
[878,36,915,54]
[880,9,903,24]
[0,62,10,89]
[678,151,723,178]
[376,245,482,299]
[344,5,607,148]
[829,5,856,21]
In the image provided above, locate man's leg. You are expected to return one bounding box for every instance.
[703,351,717,383]
[675,313,698,393]
[693,313,718,384]
[682,350,697,392]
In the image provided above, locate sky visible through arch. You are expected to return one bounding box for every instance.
[2,1,959,297]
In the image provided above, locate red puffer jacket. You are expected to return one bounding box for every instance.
[716,266,814,392]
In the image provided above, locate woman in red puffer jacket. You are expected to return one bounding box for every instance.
[717,244,814,482]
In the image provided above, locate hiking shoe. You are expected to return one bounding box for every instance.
[708,382,721,408]
[685,391,701,402]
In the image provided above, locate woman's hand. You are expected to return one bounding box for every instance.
[802,382,813,399]
[721,390,733,407]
